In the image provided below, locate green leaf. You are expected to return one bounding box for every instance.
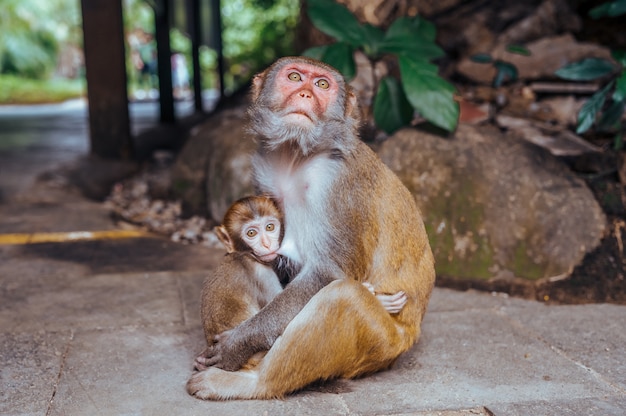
[385,16,436,42]
[612,50,626,67]
[302,45,328,61]
[555,58,617,81]
[320,43,356,80]
[361,23,385,57]
[577,81,614,134]
[590,0,626,18]
[414,17,437,42]
[470,53,493,64]
[399,55,459,132]
[307,0,365,47]
[506,44,531,56]
[598,99,625,130]
[373,76,414,134]
[379,17,444,60]
[614,71,626,101]
[493,60,518,87]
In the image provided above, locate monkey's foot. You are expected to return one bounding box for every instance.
[193,347,211,371]
[194,355,210,371]
[186,367,260,400]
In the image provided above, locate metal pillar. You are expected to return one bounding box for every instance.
[154,0,175,123]
[210,0,225,98]
[188,0,204,112]
[80,0,134,159]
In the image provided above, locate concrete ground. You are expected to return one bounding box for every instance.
[1,105,625,415]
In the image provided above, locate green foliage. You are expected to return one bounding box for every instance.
[576,81,615,134]
[469,53,493,64]
[308,0,366,48]
[122,0,298,94]
[374,76,413,134]
[221,0,299,93]
[589,0,626,18]
[470,45,529,87]
[0,0,82,103]
[551,1,626,149]
[304,0,458,134]
[0,0,81,79]
[380,17,443,60]
[492,61,518,88]
[505,44,531,56]
[398,56,457,133]
[555,49,625,148]
[554,58,617,81]
[0,74,84,104]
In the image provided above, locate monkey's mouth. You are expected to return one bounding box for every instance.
[258,252,278,262]
[284,109,315,123]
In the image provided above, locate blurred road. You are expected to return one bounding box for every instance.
[0,97,213,202]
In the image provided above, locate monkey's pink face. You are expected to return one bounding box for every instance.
[273,63,339,125]
[242,216,281,262]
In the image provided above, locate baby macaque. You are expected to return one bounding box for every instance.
[194,195,407,370]
[195,195,282,370]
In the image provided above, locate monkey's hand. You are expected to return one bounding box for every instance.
[202,327,257,372]
[194,348,212,371]
[363,282,408,315]
[376,291,407,314]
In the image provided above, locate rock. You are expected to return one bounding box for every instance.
[495,0,581,48]
[457,34,614,85]
[495,114,602,156]
[416,0,465,17]
[537,96,585,127]
[377,124,607,281]
[436,0,579,58]
[170,107,255,220]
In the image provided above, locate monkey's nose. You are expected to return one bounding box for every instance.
[298,90,312,99]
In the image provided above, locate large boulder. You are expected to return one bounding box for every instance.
[378,124,607,281]
[170,107,255,221]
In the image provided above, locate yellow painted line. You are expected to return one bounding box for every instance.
[0,230,154,245]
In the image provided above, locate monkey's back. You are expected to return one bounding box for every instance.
[329,140,436,343]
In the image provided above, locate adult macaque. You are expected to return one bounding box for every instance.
[194,195,408,370]
[187,56,435,400]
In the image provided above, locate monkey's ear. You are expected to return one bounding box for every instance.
[345,88,361,123]
[215,225,236,253]
[251,73,266,101]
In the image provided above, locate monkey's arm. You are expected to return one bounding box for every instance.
[203,265,337,371]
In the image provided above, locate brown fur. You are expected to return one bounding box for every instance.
[195,196,283,371]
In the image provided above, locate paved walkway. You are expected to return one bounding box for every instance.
[0,115,624,415]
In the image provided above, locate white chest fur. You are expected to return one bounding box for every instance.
[252,262,283,305]
[254,153,339,264]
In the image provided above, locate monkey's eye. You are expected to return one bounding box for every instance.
[266,223,275,232]
[246,229,257,238]
[288,72,301,82]
[316,79,330,89]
